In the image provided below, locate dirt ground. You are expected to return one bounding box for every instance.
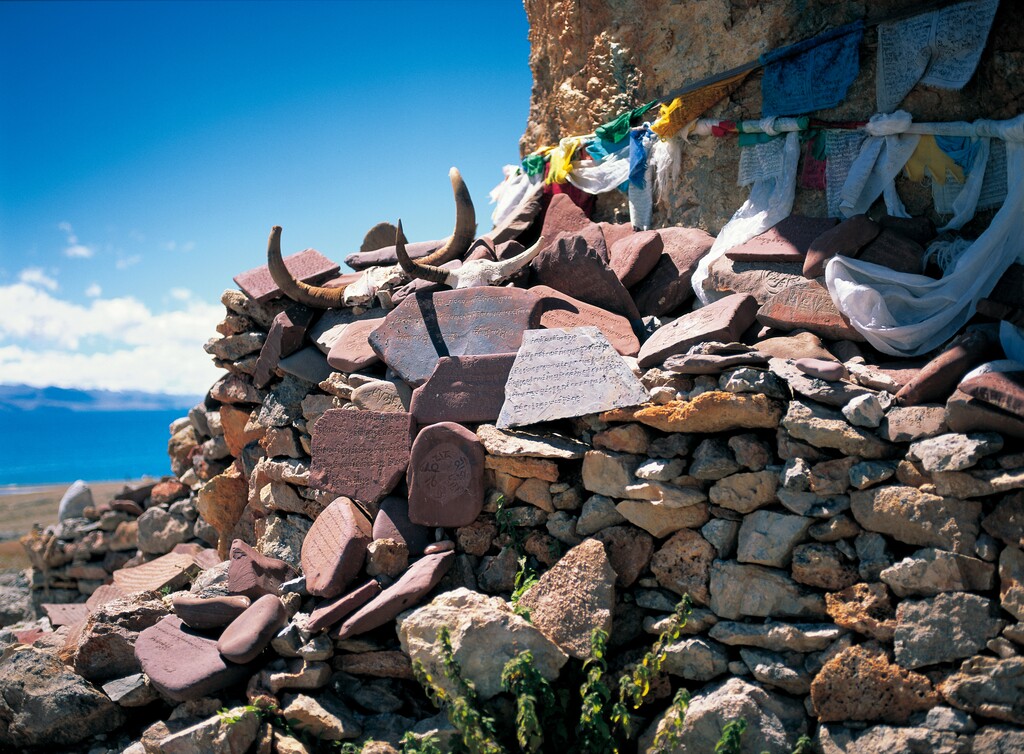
[0,480,143,571]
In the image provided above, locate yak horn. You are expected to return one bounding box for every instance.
[267,226,347,309]
[415,167,477,266]
[395,219,450,284]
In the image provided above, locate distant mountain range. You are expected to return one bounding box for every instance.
[0,384,202,412]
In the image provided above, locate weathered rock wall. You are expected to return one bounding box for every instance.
[522,0,1024,232]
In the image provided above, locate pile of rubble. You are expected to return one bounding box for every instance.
[3,172,1024,753]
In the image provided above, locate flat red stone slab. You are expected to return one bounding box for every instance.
[533,285,640,357]
[804,214,880,277]
[855,228,926,275]
[960,371,1024,419]
[407,422,485,528]
[112,552,199,595]
[372,497,432,556]
[327,318,383,372]
[42,602,89,627]
[310,410,415,504]
[410,354,516,425]
[540,193,593,241]
[333,551,454,641]
[233,249,341,304]
[254,305,316,388]
[301,496,373,598]
[726,215,838,263]
[345,239,444,271]
[173,594,251,630]
[638,293,759,368]
[228,539,298,599]
[756,280,865,342]
[306,580,382,633]
[896,329,999,406]
[217,594,287,664]
[85,584,126,612]
[136,615,252,701]
[368,287,543,387]
[532,229,640,319]
[632,227,715,316]
[609,230,663,287]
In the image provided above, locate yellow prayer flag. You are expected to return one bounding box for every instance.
[651,70,752,140]
[904,134,965,185]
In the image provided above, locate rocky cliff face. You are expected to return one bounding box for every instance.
[522,0,1024,232]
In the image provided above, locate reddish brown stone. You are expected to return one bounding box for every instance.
[301,497,372,598]
[327,318,383,372]
[196,464,249,556]
[217,594,288,664]
[172,543,221,570]
[727,215,838,263]
[150,479,189,507]
[632,227,715,316]
[209,374,264,405]
[254,305,315,388]
[135,615,251,701]
[306,580,382,633]
[946,389,1024,440]
[756,279,864,341]
[407,422,485,528]
[228,539,298,599]
[533,284,640,356]
[609,230,664,287]
[638,293,759,368]
[112,552,199,595]
[896,329,999,406]
[410,354,514,425]
[85,584,127,612]
[598,221,634,250]
[960,371,1024,419]
[310,409,414,503]
[532,228,640,319]
[803,214,881,277]
[110,499,144,516]
[977,263,1024,325]
[278,346,332,385]
[42,603,90,628]
[856,229,926,274]
[539,193,592,242]
[368,287,543,387]
[219,405,264,457]
[796,358,848,381]
[878,214,936,246]
[173,594,251,630]
[593,525,654,588]
[372,497,432,556]
[234,249,341,304]
[333,551,454,640]
[345,239,445,270]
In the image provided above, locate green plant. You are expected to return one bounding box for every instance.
[650,688,691,754]
[158,585,173,597]
[413,626,505,754]
[400,732,445,754]
[510,556,539,619]
[790,734,816,754]
[501,650,565,753]
[574,628,618,754]
[611,594,693,737]
[216,704,262,725]
[713,718,747,754]
[495,495,526,555]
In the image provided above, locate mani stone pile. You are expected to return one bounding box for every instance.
[3,188,1024,753]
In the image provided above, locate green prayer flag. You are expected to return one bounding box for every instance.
[594,100,658,144]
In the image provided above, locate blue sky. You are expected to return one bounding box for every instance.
[0,0,532,395]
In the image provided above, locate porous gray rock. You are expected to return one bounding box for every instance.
[661,637,729,681]
[397,587,567,700]
[894,593,1006,669]
[736,510,811,568]
[709,561,826,620]
[908,432,1004,472]
[851,485,981,554]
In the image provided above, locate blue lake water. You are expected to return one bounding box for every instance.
[0,409,185,486]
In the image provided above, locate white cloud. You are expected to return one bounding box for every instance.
[19,267,58,291]
[169,287,191,301]
[85,283,102,297]
[58,220,95,259]
[0,283,224,394]
[115,255,141,270]
[163,240,196,253]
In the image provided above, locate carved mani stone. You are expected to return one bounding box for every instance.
[234,249,340,303]
[532,284,640,357]
[368,287,543,386]
[310,409,415,504]
[637,293,759,368]
[407,422,485,528]
[410,354,517,425]
[301,496,373,598]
